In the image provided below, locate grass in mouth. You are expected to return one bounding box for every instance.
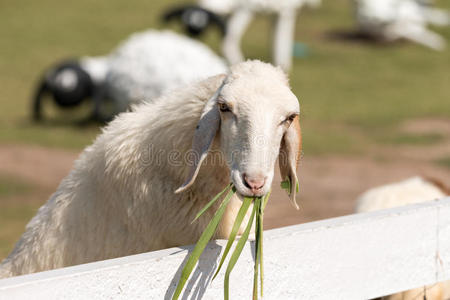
[171,184,272,300]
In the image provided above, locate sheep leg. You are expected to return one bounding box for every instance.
[388,22,446,51]
[273,8,297,72]
[222,8,253,64]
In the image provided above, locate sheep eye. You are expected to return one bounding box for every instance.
[282,114,297,125]
[287,114,297,122]
[218,102,230,112]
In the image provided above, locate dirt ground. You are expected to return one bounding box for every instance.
[1,120,449,234]
[266,154,450,228]
[265,118,450,227]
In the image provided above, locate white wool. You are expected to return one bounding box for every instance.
[79,56,111,85]
[105,30,228,105]
[356,176,446,213]
[0,75,231,279]
[199,0,238,14]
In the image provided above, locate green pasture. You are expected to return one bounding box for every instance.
[0,0,449,152]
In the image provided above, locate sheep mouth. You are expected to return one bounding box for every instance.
[234,189,267,199]
[231,171,270,198]
[240,187,266,198]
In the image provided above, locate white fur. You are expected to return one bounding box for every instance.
[355,176,449,299]
[356,176,446,212]
[0,60,300,278]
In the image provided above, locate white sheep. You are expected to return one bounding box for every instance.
[356,176,448,212]
[354,0,449,50]
[34,30,227,121]
[355,176,450,300]
[102,29,228,109]
[199,0,321,72]
[0,60,302,278]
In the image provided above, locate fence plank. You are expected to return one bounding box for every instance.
[1,197,449,299]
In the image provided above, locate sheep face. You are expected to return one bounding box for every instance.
[218,74,300,199]
[176,61,302,208]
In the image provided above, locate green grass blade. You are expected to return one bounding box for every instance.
[212,196,253,280]
[253,198,261,300]
[191,183,232,224]
[262,190,271,211]
[172,188,235,300]
[259,196,264,297]
[224,200,257,300]
[281,179,299,195]
[280,179,291,193]
[260,190,271,296]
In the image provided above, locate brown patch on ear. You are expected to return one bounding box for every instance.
[279,116,302,175]
[423,176,450,195]
[292,115,302,168]
[278,115,302,209]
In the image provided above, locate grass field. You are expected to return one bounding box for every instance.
[0,0,449,260]
[0,0,449,152]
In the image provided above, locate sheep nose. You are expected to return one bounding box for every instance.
[243,174,266,193]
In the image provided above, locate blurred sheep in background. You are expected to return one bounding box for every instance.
[104,30,227,109]
[356,176,448,212]
[354,0,449,50]
[165,0,320,71]
[201,0,321,71]
[33,30,227,122]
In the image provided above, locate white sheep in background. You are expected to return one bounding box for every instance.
[34,29,227,121]
[356,176,450,300]
[102,29,227,109]
[354,0,449,50]
[0,60,302,278]
[356,176,448,212]
[198,0,321,72]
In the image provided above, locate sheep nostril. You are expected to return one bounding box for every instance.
[243,173,266,192]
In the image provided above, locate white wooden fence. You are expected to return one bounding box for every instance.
[0,197,449,299]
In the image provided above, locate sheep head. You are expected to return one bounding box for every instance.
[176,60,302,208]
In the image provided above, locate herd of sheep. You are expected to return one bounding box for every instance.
[1,1,450,299]
[34,0,449,122]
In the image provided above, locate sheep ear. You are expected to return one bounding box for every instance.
[279,115,302,209]
[175,75,227,193]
